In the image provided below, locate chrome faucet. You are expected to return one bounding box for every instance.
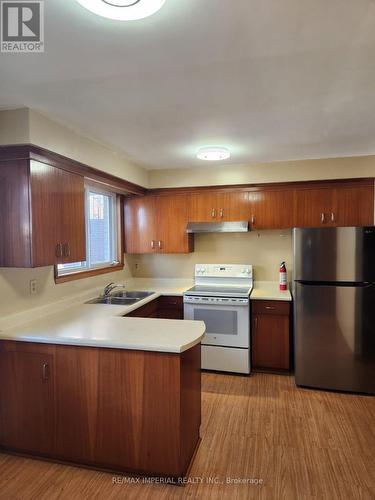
[102,283,126,297]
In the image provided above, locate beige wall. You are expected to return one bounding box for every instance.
[0,108,149,187]
[0,257,133,319]
[0,108,30,144]
[149,155,375,188]
[127,230,293,281]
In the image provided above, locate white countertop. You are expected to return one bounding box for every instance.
[0,280,204,354]
[251,281,292,301]
[0,278,291,352]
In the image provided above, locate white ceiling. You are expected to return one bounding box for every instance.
[1,0,375,170]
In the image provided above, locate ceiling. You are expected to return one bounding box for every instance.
[1,0,375,170]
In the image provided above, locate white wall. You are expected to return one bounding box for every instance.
[149,155,375,188]
[0,108,149,187]
[127,230,293,281]
[0,258,133,319]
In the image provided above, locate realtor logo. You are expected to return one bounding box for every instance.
[1,1,44,52]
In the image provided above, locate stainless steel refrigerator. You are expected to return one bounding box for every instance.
[293,226,375,395]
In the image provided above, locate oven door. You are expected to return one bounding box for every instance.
[184,299,250,348]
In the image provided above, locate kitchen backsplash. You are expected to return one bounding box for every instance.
[127,229,293,281]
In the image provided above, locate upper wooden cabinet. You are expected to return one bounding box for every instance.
[189,191,250,222]
[0,160,86,267]
[294,182,374,228]
[125,194,193,254]
[248,189,295,229]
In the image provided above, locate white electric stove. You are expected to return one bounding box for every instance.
[184,264,253,374]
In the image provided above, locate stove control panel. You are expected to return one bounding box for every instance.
[184,296,249,306]
[195,264,252,279]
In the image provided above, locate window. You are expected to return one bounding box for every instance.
[56,185,121,279]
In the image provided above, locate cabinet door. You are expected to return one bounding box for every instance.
[188,192,220,222]
[334,184,374,227]
[61,170,86,263]
[0,349,55,454]
[125,196,156,253]
[217,192,250,221]
[249,190,295,229]
[30,161,63,266]
[252,313,290,370]
[156,195,193,253]
[294,188,335,228]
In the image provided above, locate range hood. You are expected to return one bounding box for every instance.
[186,221,249,233]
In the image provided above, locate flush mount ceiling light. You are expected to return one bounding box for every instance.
[76,0,166,20]
[197,147,231,161]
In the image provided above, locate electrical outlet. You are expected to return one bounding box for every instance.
[30,279,37,295]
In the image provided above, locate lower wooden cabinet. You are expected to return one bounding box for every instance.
[251,300,291,372]
[126,296,183,319]
[0,348,55,455]
[0,340,201,478]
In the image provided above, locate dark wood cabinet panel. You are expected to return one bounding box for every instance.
[188,192,221,222]
[252,300,291,372]
[126,296,183,320]
[156,195,194,253]
[249,189,295,229]
[0,159,86,267]
[334,184,374,227]
[0,340,201,478]
[0,346,55,455]
[125,195,193,254]
[295,182,374,228]
[60,169,86,263]
[157,296,184,319]
[189,191,250,222]
[126,298,159,318]
[0,160,32,267]
[294,187,335,227]
[30,162,63,267]
[124,196,156,254]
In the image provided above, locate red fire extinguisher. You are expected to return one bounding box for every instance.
[279,262,287,291]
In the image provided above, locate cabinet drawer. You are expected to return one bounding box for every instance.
[252,300,290,316]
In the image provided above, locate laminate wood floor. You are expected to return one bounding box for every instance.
[0,372,374,500]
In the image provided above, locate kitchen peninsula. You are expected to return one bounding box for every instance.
[0,293,205,479]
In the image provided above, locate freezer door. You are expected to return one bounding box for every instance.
[293,226,375,282]
[294,282,375,394]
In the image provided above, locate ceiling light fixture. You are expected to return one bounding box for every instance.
[197,147,231,161]
[76,0,166,21]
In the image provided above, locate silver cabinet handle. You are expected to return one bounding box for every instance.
[255,317,258,329]
[321,213,325,224]
[42,362,50,381]
[265,306,276,310]
[55,243,63,258]
[151,241,155,249]
[158,241,162,250]
[331,212,335,223]
[63,243,71,257]
[219,208,224,218]
[251,215,256,225]
[211,208,216,218]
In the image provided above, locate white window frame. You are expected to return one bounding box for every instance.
[57,184,120,277]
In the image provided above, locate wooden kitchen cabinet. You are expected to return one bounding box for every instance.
[189,191,250,222]
[125,296,183,319]
[124,195,156,254]
[248,189,295,229]
[0,340,201,479]
[0,160,86,267]
[125,194,193,254]
[252,300,291,372]
[294,182,374,228]
[0,344,55,455]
